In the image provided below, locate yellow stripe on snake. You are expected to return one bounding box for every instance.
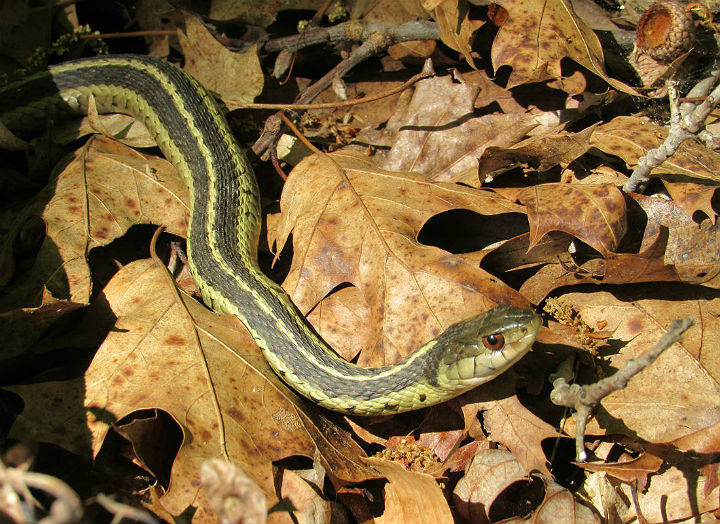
[0,55,541,415]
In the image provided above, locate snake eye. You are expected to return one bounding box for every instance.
[482,333,505,350]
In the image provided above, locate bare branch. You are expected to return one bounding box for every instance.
[551,316,695,461]
[623,69,720,193]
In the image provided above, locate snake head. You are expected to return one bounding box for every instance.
[436,305,541,387]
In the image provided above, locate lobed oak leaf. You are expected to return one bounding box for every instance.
[459,378,561,476]
[0,299,85,360]
[272,150,530,367]
[5,377,90,456]
[8,258,377,519]
[664,182,718,221]
[518,183,627,254]
[578,452,664,492]
[631,193,720,285]
[581,420,720,512]
[518,229,681,304]
[179,14,263,108]
[620,459,720,522]
[0,135,187,310]
[476,125,596,178]
[489,0,637,94]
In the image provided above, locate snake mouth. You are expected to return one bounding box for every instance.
[448,312,541,385]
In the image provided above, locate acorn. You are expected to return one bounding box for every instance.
[636,1,695,62]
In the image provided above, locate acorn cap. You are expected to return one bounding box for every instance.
[636,1,695,62]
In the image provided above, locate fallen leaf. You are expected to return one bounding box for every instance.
[179,14,263,108]
[663,182,718,220]
[272,150,530,367]
[558,289,720,442]
[532,474,601,523]
[519,183,627,254]
[425,0,483,69]
[0,136,187,310]
[578,453,664,492]
[453,448,531,522]
[621,460,720,523]
[7,259,377,518]
[459,379,561,476]
[490,0,636,94]
[0,299,85,360]
[476,125,596,178]
[364,457,453,524]
[518,230,682,304]
[280,468,332,524]
[380,75,539,182]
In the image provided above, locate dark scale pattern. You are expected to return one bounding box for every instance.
[0,55,537,407]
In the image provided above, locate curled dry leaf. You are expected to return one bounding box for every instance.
[582,471,632,523]
[532,474,601,524]
[517,189,720,303]
[453,448,532,523]
[0,299,86,360]
[630,193,720,285]
[476,125,596,178]
[271,150,529,367]
[611,423,720,524]
[663,182,717,220]
[424,0,483,69]
[280,468,333,524]
[579,452,664,492]
[518,229,682,304]
[380,75,540,182]
[179,14,263,108]
[454,449,600,523]
[56,114,156,148]
[363,457,453,524]
[459,379,561,476]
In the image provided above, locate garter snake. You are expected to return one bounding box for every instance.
[0,55,541,415]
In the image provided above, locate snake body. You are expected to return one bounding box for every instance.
[0,55,540,415]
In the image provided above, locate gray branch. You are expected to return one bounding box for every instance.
[550,316,695,461]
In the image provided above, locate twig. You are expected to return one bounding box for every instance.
[237,59,434,110]
[80,30,177,40]
[0,461,84,523]
[622,69,720,193]
[94,494,158,524]
[252,20,439,160]
[262,19,440,55]
[252,59,434,160]
[550,316,695,461]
